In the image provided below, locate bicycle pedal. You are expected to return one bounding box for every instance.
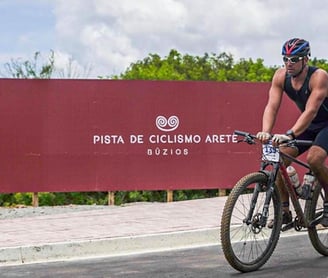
[281,221,294,232]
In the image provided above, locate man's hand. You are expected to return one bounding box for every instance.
[272,134,290,144]
[256,131,271,142]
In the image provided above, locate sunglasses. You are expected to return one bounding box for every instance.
[283,56,304,64]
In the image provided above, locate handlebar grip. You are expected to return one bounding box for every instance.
[234,130,256,138]
[234,130,248,136]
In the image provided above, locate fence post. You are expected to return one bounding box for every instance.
[166,190,173,202]
[108,191,115,205]
[32,192,39,207]
[218,189,227,197]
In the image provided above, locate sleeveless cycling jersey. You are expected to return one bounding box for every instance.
[284,66,328,125]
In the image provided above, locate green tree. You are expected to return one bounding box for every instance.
[1,50,93,79]
[115,49,279,81]
[2,50,55,78]
[226,58,277,81]
[309,57,328,72]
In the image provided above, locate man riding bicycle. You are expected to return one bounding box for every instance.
[256,38,328,227]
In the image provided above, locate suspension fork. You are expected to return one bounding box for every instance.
[244,162,279,226]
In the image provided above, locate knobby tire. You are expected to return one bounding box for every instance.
[220,172,282,272]
[307,183,328,255]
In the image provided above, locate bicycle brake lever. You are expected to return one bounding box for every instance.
[235,131,256,144]
[244,136,256,145]
[237,138,253,144]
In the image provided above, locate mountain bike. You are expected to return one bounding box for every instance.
[220,130,328,272]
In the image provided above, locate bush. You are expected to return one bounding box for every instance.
[0,190,221,207]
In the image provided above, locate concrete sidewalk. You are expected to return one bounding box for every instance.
[0,197,227,265]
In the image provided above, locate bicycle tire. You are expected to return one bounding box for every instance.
[307,183,328,255]
[220,172,282,272]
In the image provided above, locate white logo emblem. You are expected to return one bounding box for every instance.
[156,115,179,132]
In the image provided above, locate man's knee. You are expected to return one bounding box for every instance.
[307,146,327,169]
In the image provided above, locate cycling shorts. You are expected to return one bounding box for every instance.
[296,123,328,155]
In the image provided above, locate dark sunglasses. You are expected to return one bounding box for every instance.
[283,56,304,64]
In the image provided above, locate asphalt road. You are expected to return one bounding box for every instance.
[0,233,327,278]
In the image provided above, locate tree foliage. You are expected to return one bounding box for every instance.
[309,57,328,72]
[2,49,328,206]
[2,50,55,79]
[1,50,92,79]
[3,49,328,81]
[115,49,279,81]
[114,49,328,82]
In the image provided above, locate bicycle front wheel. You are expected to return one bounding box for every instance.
[220,172,282,272]
[307,183,328,255]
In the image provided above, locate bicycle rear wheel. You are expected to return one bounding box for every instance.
[220,172,282,272]
[307,184,328,255]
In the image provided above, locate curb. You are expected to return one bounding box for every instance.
[0,228,220,266]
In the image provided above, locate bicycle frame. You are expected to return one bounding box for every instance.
[235,130,314,231]
[262,150,312,229]
[221,131,328,272]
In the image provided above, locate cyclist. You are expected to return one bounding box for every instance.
[257,38,328,227]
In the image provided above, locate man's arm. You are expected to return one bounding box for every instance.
[261,68,285,134]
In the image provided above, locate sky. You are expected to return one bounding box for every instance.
[0,0,327,78]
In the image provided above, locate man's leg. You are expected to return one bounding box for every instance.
[279,146,298,214]
[275,173,290,211]
[267,146,298,228]
[307,146,328,201]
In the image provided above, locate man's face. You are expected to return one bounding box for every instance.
[283,55,307,76]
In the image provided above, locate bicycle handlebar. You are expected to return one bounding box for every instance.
[234,130,313,146]
[234,130,256,139]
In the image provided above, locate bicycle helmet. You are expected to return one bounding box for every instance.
[282,38,311,57]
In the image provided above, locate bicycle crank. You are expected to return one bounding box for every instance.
[281,216,303,232]
[281,221,294,232]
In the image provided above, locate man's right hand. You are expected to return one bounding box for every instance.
[256,131,271,143]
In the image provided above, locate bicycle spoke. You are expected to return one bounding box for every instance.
[221,172,282,272]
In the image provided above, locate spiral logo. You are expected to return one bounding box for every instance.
[156,115,179,132]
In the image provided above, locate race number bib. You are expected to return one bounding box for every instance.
[262,143,280,162]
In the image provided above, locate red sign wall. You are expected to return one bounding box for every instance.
[0,79,299,193]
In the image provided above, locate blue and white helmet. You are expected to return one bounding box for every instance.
[282,38,311,57]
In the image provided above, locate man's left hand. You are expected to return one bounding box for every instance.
[272,134,291,144]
